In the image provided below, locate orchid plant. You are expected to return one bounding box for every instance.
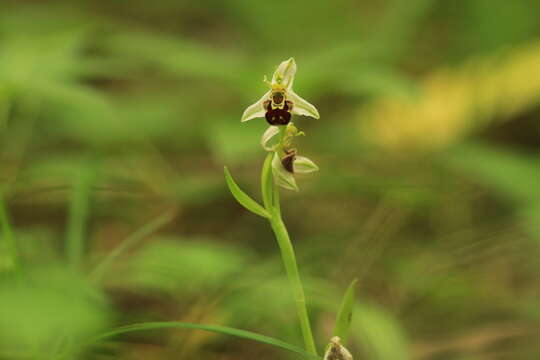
[225,58,356,359]
[0,58,356,360]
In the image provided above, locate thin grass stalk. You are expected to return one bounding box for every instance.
[0,191,19,271]
[66,168,94,270]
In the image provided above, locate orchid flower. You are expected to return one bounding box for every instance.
[241,58,320,125]
[261,122,318,191]
[271,150,319,191]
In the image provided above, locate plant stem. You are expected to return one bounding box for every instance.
[0,191,20,272]
[66,166,95,270]
[268,183,318,356]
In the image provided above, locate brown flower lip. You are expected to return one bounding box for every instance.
[264,100,293,125]
[280,148,297,173]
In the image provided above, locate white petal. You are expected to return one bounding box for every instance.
[272,58,297,89]
[241,90,271,122]
[288,89,320,119]
[294,156,319,174]
[261,126,280,151]
[272,152,298,191]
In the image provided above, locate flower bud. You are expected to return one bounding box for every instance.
[323,336,353,360]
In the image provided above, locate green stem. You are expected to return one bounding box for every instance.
[268,183,317,356]
[66,166,95,270]
[0,191,19,272]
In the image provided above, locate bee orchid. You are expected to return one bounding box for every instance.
[241,58,320,125]
[263,123,319,191]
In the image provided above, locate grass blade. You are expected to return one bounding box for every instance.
[0,191,19,271]
[224,167,270,219]
[88,210,176,284]
[88,322,320,359]
[333,279,358,344]
[66,166,95,270]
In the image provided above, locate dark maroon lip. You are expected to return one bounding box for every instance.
[265,108,291,125]
[264,100,292,125]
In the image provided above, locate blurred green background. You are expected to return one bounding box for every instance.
[1,0,540,359]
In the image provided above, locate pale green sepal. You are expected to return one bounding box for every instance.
[241,90,271,122]
[272,58,297,89]
[224,167,271,218]
[288,89,320,119]
[271,153,298,191]
[294,156,319,174]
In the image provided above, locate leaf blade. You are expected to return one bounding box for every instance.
[224,167,271,219]
[88,322,320,359]
[333,279,358,344]
[65,163,96,270]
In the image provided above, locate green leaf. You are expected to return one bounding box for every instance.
[88,322,320,359]
[224,167,271,219]
[333,279,357,344]
[65,163,96,270]
[261,153,274,212]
